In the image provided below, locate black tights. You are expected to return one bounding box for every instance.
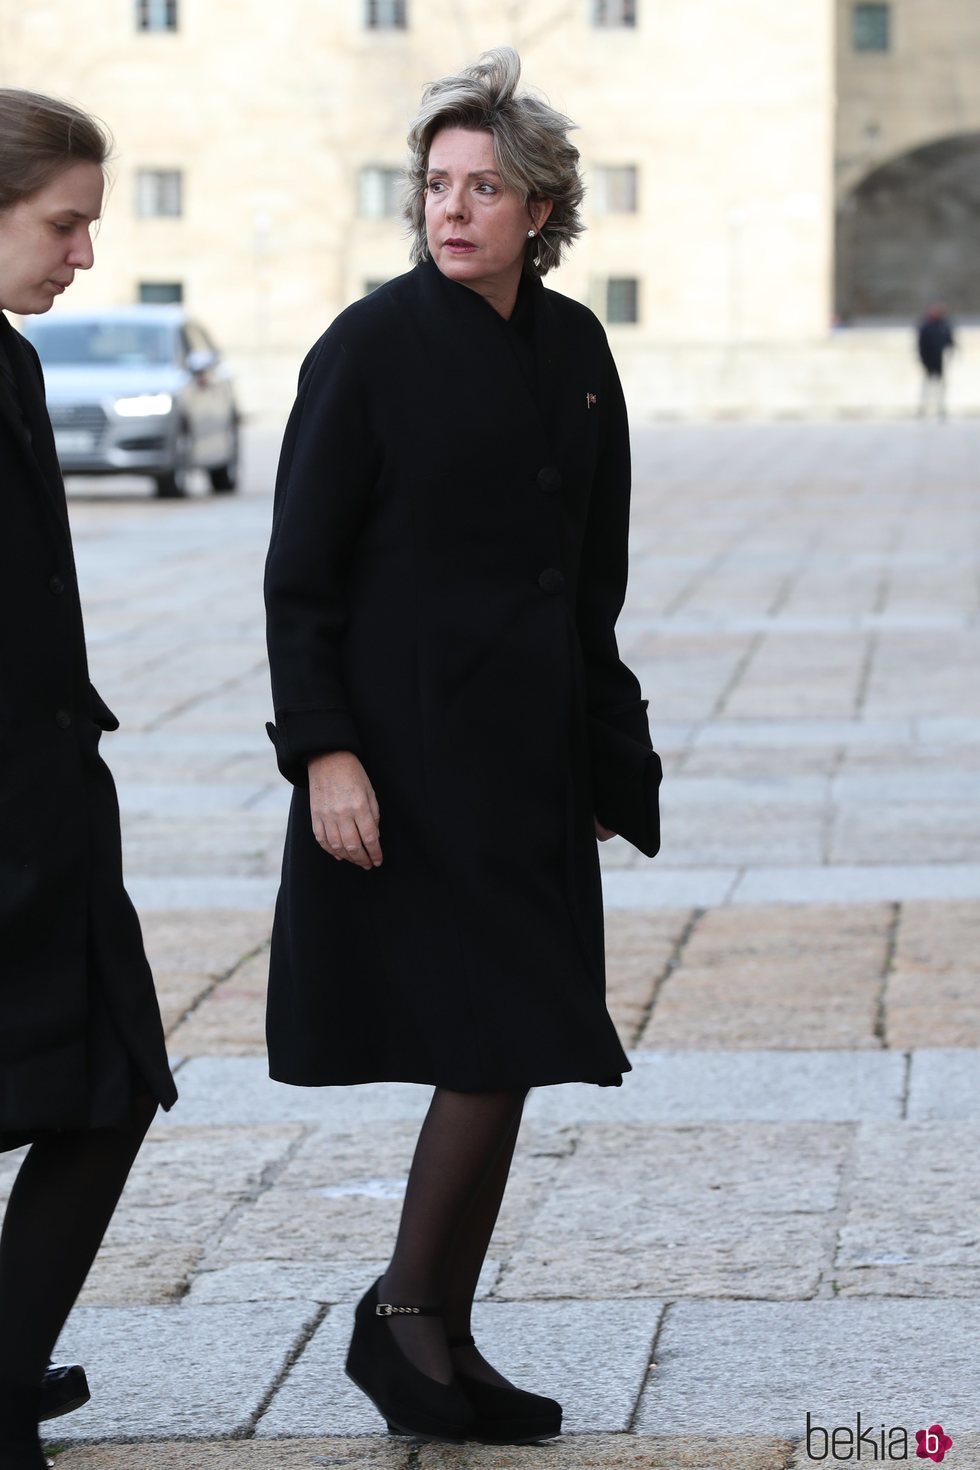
[380,1087,527,1384]
[0,1093,156,1390]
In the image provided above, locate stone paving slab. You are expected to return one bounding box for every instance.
[75,1125,305,1305]
[604,910,692,1045]
[525,1052,905,1123]
[185,1259,499,1308]
[158,1052,913,1128]
[498,1124,846,1300]
[156,1059,433,1127]
[128,877,281,909]
[139,909,273,983]
[54,1301,320,1440]
[639,902,890,1050]
[256,1300,660,1438]
[634,1299,980,1434]
[600,872,740,909]
[419,1438,796,1470]
[54,1444,411,1469]
[906,1049,980,1119]
[48,1438,806,1470]
[887,900,980,1048]
[202,1123,572,1275]
[730,863,980,905]
[168,949,271,1054]
[833,1122,980,1297]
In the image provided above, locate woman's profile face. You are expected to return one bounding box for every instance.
[0,160,104,316]
[424,127,552,309]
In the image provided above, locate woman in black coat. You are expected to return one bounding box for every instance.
[265,48,659,1445]
[0,90,177,1469]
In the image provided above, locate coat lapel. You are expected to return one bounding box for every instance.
[0,313,74,546]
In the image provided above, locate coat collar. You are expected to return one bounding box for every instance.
[412,258,574,456]
[0,311,74,546]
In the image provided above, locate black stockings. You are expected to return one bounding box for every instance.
[380,1087,527,1384]
[0,1093,156,1391]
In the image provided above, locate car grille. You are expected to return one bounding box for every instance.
[48,404,108,432]
[48,403,109,456]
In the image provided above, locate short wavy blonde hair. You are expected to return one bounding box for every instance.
[404,47,584,278]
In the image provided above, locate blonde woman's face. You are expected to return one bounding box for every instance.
[424,128,552,315]
[0,161,103,316]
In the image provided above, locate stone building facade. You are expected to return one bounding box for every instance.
[0,0,976,416]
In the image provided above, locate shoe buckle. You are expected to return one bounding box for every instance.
[376,1303,394,1316]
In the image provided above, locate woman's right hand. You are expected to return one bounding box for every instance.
[308,751,383,869]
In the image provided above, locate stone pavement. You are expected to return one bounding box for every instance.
[5,420,978,1468]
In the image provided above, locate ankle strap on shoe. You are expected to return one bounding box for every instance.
[375,1301,441,1317]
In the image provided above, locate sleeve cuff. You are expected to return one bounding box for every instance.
[266,707,362,786]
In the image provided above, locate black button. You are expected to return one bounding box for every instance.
[538,568,564,595]
[49,575,65,595]
[536,466,562,493]
[54,709,72,729]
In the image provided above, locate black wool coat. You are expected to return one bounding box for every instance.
[264,260,660,1092]
[0,313,176,1136]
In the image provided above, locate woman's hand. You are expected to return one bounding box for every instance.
[308,751,383,869]
[594,817,616,842]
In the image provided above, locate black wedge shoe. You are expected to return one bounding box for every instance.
[449,1333,562,1444]
[0,1379,48,1470]
[39,1363,90,1422]
[345,1280,476,1442]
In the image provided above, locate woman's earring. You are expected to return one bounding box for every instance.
[527,228,537,238]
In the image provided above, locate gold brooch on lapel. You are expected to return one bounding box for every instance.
[586,392,597,408]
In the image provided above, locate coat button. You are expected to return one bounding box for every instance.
[54,709,72,729]
[49,575,65,595]
[536,466,562,493]
[538,568,564,595]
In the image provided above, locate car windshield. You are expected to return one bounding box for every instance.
[25,321,177,367]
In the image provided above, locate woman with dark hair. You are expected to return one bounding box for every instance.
[0,88,177,1469]
[265,47,659,1445]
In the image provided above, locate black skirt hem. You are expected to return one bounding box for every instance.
[267,1064,629,1091]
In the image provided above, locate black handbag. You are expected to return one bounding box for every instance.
[589,716,663,858]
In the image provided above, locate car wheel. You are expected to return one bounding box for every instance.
[209,419,239,493]
[154,423,192,499]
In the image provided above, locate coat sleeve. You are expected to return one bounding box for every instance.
[264,331,379,785]
[575,339,662,856]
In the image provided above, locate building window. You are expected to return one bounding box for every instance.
[358,168,403,217]
[138,281,183,304]
[853,3,889,52]
[594,165,639,214]
[137,0,177,31]
[592,0,636,27]
[365,0,406,28]
[605,277,640,324]
[136,169,183,218]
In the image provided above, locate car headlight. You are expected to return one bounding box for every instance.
[113,393,174,417]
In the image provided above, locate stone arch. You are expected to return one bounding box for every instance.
[835,132,980,321]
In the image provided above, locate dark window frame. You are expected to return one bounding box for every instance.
[136,0,178,32]
[365,0,407,29]
[593,0,637,28]
[358,166,404,217]
[853,2,890,53]
[606,276,640,324]
[138,281,183,304]
[135,168,183,219]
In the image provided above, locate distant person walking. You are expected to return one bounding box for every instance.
[917,303,955,419]
[0,89,176,1469]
